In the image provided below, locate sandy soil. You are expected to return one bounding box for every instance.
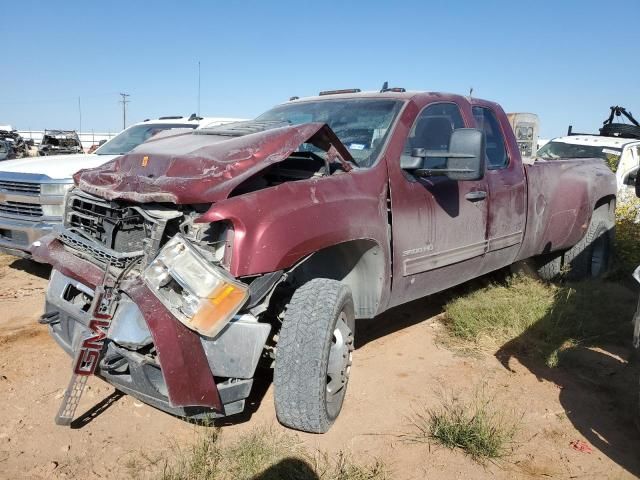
[0,253,638,479]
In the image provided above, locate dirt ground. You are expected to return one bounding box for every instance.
[0,253,639,479]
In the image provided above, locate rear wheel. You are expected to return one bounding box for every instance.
[535,203,614,281]
[273,279,355,433]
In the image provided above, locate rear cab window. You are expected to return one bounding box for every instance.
[472,106,509,169]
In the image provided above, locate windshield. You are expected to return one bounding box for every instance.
[256,99,403,167]
[537,141,622,168]
[96,123,197,155]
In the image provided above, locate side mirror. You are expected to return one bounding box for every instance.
[445,129,485,181]
[401,128,485,181]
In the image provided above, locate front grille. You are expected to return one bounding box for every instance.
[0,180,40,195]
[66,193,147,252]
[0,201,43,217]
[57,227,141,269]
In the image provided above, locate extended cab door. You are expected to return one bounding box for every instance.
[387,100,490,307]
[471,102,526,273]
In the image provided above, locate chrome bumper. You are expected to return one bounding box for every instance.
[0,171,70,257]
[0,215,61,257]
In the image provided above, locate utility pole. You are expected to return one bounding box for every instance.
[197,61,201,117]
[78,97,82,134]
[119,93,130,129]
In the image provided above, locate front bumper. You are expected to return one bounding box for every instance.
[37,236,271,419]
[0,214,59,258]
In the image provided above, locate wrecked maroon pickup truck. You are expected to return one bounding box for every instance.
[34,90,616,433]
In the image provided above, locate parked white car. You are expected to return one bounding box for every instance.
[0,115,243,258]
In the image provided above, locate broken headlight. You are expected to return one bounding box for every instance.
[143,235,249,338]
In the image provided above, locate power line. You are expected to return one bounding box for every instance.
[119,93,130,129]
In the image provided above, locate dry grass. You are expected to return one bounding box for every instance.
[126,425,389,480]
[441,275,636,366]
[405,389,518,462]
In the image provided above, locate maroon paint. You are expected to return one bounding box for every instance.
[44,91,617,407]
[124,281,222,410]
[32,236,222,410]
[32,235,103,289]
[68,91,617,315]
[73,123,353,204]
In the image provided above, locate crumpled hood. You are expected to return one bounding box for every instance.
[0,153,118,180]
[73,123,352,204]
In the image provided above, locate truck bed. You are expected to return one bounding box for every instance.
[518,157,616,261]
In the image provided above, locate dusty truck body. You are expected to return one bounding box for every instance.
[35,91,617,433]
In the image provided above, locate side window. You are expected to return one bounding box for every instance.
[472,106,509,169]
[402,103,464,169]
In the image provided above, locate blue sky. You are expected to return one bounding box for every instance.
[1,0,638,138]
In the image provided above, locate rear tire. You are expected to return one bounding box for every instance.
[274,279,355,433]
[535,203,614,281]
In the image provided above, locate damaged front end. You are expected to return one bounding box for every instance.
[32,124,360,424]
[37,189,275,420]
[36,121,354,422]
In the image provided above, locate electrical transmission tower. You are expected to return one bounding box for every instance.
[119,93,130,129]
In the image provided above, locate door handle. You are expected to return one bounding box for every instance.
[465,190,487,202]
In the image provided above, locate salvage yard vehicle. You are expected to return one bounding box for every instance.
[38,130,84,156]
[0,115,242,258]
[34,89,616,433]
[0,127,30,160]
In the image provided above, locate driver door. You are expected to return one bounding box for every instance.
[388,101,489,307]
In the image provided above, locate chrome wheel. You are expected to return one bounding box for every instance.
[326,311,354,406]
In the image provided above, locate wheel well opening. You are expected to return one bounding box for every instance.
[290,240,385,319]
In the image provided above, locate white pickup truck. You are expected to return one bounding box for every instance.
[0,115,242,258]
[537,133,640,192]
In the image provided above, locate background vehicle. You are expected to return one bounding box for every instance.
[37,130,83,156]
[538,106,640,192]
[0,115,243,258]
[35,90,616,433]
[0,127,30,160]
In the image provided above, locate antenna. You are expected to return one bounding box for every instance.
[469,87,474,97]
[119,93,130,129]
[197,61,201,117]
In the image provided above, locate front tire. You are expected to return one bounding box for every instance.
[274,279,355,433]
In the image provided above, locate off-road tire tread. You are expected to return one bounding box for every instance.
[535,203,614,281]
[273,279,353,433]
[563,204,614,280]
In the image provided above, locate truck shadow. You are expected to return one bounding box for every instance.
[495,279,640,477]
[213,369,274,427]
[251,457,318,479]
[356,269,507,349]
[8,257,51,279]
